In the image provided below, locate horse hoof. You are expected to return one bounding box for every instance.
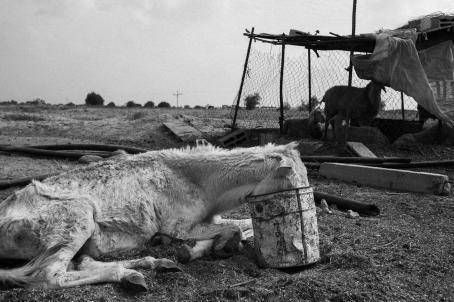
[214,234,242,258]
[176,245,192,264]
[121,272,148,292]
[155,258,182,272]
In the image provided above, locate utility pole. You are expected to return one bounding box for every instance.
[173,90,183,108]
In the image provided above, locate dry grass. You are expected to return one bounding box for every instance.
[2,113,46,122]
[0,105,453,301]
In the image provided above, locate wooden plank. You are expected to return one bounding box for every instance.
[319,163,451,195]
[218,129,247,147]
[346,141,377,158]
[163,120,203,142]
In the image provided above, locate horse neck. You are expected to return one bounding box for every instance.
[159,150,277,199]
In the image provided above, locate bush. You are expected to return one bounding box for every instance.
[106,102,116,107]
[131,112,147,120]
[184,105,191,109]
[157,101,171,108]
[0,100,18,105]
[283,102,291,110]
[85,92,105,106]
[126,101,141,108]
[298,96,320,111]
[26,98,46,105]
[4,113,46,122]
[194,105,204,109]
[244,93,261,110]
[379,100,386,111]
[144,101,155,108]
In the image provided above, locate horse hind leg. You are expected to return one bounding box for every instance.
[0,201,152,290]
[28,226,152,290]
[76,254,181,291]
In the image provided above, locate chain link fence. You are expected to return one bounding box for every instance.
[230,42,420,138]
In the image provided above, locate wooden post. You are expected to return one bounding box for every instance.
[308,49,312,112]
[401,92,405,120]
[347,0,357,87]
[279,36,286,133]
[232,27,254,130]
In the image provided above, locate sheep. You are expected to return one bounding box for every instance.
[322,81,385,141]
[283,106,325,139]
[307,106,326,139]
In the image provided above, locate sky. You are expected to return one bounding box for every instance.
[1,0,453,107]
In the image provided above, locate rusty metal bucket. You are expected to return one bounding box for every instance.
[247,186,320,268]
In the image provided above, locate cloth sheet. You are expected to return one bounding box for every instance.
[352,33,453,125]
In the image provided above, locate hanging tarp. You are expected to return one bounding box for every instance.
[352,34,453,126]
[419,40,454,81]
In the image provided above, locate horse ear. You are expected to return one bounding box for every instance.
[277,159,292,177]
[285,141,299,150]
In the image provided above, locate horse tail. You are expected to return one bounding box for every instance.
[0,245,63,288]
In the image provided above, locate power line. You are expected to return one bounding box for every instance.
[173,90,182,108]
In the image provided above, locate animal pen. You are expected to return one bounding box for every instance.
[230,16,454,143]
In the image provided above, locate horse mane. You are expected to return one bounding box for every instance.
[147,142,300,166]
[161,142,298,156]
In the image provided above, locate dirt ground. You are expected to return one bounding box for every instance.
[0,105,453,302]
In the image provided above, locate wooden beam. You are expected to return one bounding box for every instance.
[279,37,286,133]
[232,27,255,130]
[163,120,203,142]
[345,142,377,158]
[319,163,451,195]
[313,191,379,216]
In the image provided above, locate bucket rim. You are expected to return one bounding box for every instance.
[247,186,313,199]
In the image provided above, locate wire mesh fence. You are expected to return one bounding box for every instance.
[230,42,420,133]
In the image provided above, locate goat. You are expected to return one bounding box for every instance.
[323,81,385,141]
[0,143,308,290]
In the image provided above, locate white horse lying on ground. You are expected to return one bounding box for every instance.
[0,142,308,290]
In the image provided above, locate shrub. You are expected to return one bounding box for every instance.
[126,100,141,108]
[194,105,204,109]
[85,92,105,106]
[184,105,191,109]
[298,96,320,111]
[0,100,18,105]
[379,100,386,111]
[157,101,171,108]
[26,98,46,105]
[144,101,155,108]
[131,112,147,120]
[283,102,291,110]
[106,102,116,107]
[4,113,46,122]
[244,93,261,110]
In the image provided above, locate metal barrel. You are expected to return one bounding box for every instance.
[247,187,320,268]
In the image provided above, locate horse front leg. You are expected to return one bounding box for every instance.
[175,223,244,263]
[211,215,254,240]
